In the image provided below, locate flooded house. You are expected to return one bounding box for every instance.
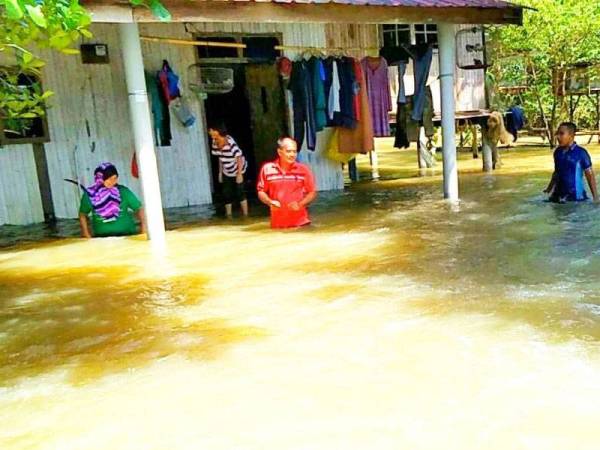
[0,0,524,242]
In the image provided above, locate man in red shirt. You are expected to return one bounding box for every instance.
[257,137,317,228]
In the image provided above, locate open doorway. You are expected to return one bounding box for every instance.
[198,35,288,207]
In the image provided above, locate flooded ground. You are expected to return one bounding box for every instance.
[2,139,600,449]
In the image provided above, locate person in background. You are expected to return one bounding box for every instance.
[257,137,317,229]
[79,162,145,238]
[208,124,249,218]
[544,122,599,203]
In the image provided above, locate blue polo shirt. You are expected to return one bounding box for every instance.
[553,143,592,201]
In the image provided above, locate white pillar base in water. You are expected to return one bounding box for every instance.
[438,23,459,202]
[370,150,380,180]
[482,133,493,172]
[119,22,166,247]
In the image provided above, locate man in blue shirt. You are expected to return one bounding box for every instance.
[544,122,598,203]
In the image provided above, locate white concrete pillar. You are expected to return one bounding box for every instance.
[369,150,380,180]
[481,132,493,172]
[119,22,166,245]
[438,23,459,201]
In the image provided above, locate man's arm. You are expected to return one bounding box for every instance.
[258,191,280,208]
[544,172,557,194]
[79,213,92,238]
[299,191,317,208]
[584,168,599,202]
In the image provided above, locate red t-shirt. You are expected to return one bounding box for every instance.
[257,159,316,228]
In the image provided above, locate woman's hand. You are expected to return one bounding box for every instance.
[270,199,281,209]
[236,173,243,184]
[218,172,223,184]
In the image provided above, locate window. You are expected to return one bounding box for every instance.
[0,73,50,145]
[242,36,281,62]
[414,24,438,46]
[196,35,282,62]
[197,37,239,59]
[382,24,411,48]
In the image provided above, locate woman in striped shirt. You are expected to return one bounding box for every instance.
[209,124,249,218]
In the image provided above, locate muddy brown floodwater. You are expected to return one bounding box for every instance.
[1,141,600,449]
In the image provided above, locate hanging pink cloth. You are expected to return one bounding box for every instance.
[361,56,392,137]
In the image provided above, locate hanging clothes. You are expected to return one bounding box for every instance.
[327,59,341,121]
[325,128,356,163]
[506,106,525,141]
[394,93,432,149]
[397,62,408,104]
[411,45,433,122]
[361,56,392,137]
[333,57,357,129]
[158,60,181,105]
[145,71,171,147]
[338,59,374,155]
[308,57,327,132]
[379,46,411,67]
[288,61,317,151]
[394,101,410,149]
[422,86,435,137]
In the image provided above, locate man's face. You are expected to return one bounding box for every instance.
[556,126,575,147]
[277,141,298,164]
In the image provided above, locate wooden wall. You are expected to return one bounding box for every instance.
[42,23,213,221]
[0,148,44,225]
[0,22,213,225]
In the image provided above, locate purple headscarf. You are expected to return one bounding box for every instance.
[85,162,121,221]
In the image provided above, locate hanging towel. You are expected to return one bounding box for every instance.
[309,57,327,132]
[411,45,433,122]
[328,60,341,121]
[397,62,407,104]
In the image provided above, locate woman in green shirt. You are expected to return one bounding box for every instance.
[78,162,146,238]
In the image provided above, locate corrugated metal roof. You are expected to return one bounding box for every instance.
[215,0,522,8]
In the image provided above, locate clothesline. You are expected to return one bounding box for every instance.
[274,45,379,52]
[140,36,247,49]
[139,35,378,54]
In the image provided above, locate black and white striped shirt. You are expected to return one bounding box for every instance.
[211,136,248,177]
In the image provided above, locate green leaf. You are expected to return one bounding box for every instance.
[79,29,93,39]
[25,5,47,28]
[49,31,72,49]
[40,90,54,100]
[4,0,24,20]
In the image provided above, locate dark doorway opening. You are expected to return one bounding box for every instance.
[199,34,288,211]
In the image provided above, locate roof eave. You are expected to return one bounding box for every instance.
[83,1,524,25]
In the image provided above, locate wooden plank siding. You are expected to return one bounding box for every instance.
[40,23,213,221]
[0,146,44,225]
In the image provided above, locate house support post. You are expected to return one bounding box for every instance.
[119,22,166,245]
[438,22,459,201]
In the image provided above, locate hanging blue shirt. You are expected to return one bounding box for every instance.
[552,143,592,202]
